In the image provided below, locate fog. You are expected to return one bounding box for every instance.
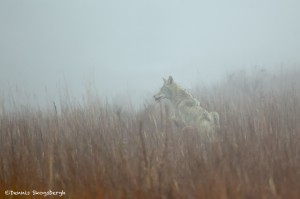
[1,0,300,107]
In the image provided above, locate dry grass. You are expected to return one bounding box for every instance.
[1,68,300,199]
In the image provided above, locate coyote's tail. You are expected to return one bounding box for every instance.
[211,112,220,131]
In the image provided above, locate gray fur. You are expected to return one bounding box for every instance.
[154,76,220,134]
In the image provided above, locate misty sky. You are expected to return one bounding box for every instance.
[1,0,300,107]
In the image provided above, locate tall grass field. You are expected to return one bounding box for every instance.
[1,68,300,199]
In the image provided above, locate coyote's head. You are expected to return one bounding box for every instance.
[154,76,179,101]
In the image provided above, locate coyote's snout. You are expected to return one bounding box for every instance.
[153,93,165,101]
[154,76,220,134]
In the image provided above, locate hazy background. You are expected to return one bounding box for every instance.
[1,0,299,108]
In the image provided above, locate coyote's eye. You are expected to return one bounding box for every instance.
[160,85,172,98]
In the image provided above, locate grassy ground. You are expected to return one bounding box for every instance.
[1,68,300,199]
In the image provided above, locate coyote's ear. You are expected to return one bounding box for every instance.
[167,76,173,84]
[163,78,167,83]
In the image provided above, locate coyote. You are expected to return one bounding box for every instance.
[154,76,220,134]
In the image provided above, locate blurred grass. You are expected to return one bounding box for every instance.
[1,67,300,199]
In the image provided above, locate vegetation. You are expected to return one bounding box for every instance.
[1,67,300,199]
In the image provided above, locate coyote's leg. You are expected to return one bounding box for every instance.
[171,116,185,128]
